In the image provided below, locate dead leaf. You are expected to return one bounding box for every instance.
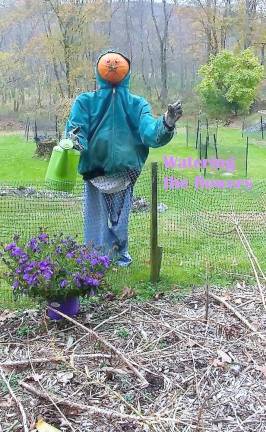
[234,298,242,305]
[187,339,198,348]
[154,292,164,300]
[66,336,74,350]
[121,287,135,300]
[211,358,224,368]
[104,292,116,301]
[0,310,16,322]
[217,349,233,364]
[0,395,15,408]
[220,293,231,302]
[36,418,62,432]
[31,373,44,382]
[56,371,74,385]
[255,365,266,377]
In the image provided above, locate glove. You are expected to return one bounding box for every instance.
[164,100,183,129]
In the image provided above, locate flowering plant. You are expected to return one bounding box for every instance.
[1,231,111,301]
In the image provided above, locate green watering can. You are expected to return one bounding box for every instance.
[45,127,82,192]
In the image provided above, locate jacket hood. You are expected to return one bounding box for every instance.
[95,49,131,89]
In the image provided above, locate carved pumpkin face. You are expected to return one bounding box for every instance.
[97,53,130,84]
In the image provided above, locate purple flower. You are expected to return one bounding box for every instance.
[39,260,50,270]
[99,256,111,268]
[18,253,28,264]
[13,280,19,289]
[56,246,62,254]
[66,252,74,259]
[23,273,36,285]
[90,257,100,266]
[42,270,53,280]
[25,261,37,272]
[11,247,24,257]
[27,238,38,252]
[4,242,16,251]
[60,279,68,288]
[38,233,49,242]
[84,276,100,287]
[74,273,81,288]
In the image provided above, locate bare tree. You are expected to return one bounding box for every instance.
[150,0,174,107]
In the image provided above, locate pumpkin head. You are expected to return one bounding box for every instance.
[97,53,130,84]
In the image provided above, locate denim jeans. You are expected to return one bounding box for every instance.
[83,180,133,266]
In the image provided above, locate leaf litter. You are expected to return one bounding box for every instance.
[0,281,265,431]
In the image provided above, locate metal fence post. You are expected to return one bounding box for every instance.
[245,136,249,178]
[150,162,162,283]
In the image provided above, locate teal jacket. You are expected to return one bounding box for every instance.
[65,51,175,180]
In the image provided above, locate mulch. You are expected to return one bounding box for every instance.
[0,282,265,431]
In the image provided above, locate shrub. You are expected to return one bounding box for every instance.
[197,49,264,119]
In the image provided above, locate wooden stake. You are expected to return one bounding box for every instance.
[150,162,162,283]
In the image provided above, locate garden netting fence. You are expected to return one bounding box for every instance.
[1,163,266,309]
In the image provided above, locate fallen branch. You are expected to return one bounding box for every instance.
[47,306,149,388]
[20,380,185,426]
[0,353,111,370]
[209,292,266,342]
[0,368,29,432]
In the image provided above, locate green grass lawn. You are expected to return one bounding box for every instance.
[0,125,265,309]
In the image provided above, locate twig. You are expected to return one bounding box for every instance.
[20,380,187,426]
[209,292,266,342]
[0,368,29,432]
[26,346,76,432]
[229,212,266,310]
[93,308,129,331]
[235,224,266,310]
[237,224,266,283]
[0,353,111,370]
[47,306,149,388]
[70,308,129,353]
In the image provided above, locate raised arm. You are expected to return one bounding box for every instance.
[138,99,182,148]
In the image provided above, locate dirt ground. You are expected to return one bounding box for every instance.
[0,282,265,432]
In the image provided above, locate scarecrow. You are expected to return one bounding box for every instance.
[65,50,182,266]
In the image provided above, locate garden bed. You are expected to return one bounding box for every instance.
[0,282,265,431]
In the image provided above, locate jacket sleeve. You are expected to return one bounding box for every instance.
[64,93,90,150]
[138,100,175,148]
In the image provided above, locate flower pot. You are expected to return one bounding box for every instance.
[47,296,80,321]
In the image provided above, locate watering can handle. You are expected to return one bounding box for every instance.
[68,126,84,151]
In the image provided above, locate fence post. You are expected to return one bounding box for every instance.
[204,135,208,178]
[26,120,30,142]
[199,132,202,173]
[150,162,162,283]
[241,118,245,138]
[34,119,38,142]
[55,115,58,141]
[195,118,200,149]
[186,120,189,147]
[245,136,249,178]
[213,134,219,170]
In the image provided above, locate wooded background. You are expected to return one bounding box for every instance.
[0,0,265,121]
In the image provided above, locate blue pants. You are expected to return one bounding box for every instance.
[83,181,133,266]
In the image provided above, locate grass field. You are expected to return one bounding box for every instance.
[0,124,265,309]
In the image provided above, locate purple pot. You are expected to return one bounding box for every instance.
[47,296,80,321]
